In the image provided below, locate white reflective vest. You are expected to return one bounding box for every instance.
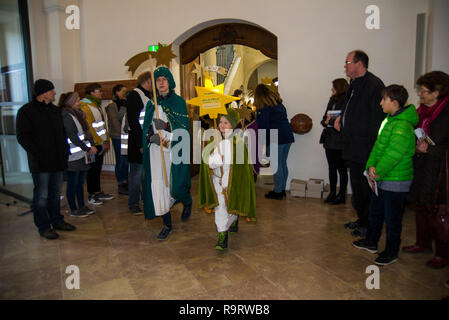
[120,116,128,155]
[87,105,107,142]
[134,88,149,128]
[67,114,91,162]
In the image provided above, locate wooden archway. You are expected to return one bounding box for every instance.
[179,22,277,176]
[179,23,277,99]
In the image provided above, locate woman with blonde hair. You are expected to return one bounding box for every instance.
[254,84,294,200]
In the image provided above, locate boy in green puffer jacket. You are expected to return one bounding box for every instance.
[352,85,419,266]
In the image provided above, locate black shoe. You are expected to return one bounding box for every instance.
[54,221,76,231]
[39,228,59,240]
[265,190,284,200]
[229,217,239,234]
[351,227,367,238]
[352,239,378,253]
[216,231,228,250]
[344,220,360,230]
[181,204,192,222]
[130,206,143,216]
[330,193,346,205]
[118,183,129,195]
[324,192,337,203]
[374,251,398,265]
[95,191,114,201]
[157,225,172,241]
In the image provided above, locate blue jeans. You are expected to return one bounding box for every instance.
[31,171,65,232]
[111,138,129,183]
[66,170,86,211]
[272,143,291,193]
[366,189,407,257]
[128,162,142,208]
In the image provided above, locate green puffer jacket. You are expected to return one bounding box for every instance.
[366,104,419,181]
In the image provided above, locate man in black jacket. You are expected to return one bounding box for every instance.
[126,72,152,214]
[335,50,385,237]
[16,79,76,239]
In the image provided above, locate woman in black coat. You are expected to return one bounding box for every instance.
[403,71,449,269]
[320,78,349,204]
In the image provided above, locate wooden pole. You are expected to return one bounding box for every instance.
[148,54,168,187]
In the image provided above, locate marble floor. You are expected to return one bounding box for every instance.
[0,174,448,300]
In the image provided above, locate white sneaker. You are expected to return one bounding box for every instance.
[88,197,103,206]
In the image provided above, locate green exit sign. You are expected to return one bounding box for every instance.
[148,44,166,52]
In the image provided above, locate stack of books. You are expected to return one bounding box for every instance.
[322,183,330,199]
[256,167,274,190]
[290,179,307,198]
[307,178,325,199]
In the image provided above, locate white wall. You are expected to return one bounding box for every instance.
[29,0,433,187]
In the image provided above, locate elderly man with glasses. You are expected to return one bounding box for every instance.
[334,50,385,238]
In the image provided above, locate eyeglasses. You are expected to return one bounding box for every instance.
[415,88,431,94]
[345,61,354,65]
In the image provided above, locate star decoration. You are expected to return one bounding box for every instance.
[191,61,206,80]
[261,76,273,85]
[204,72,224,94]
[152,42,177,67]
[187,86,239,119]
[125,51,148,76]
[237,106,253,123]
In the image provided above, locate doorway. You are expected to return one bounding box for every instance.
[177,22,278,175]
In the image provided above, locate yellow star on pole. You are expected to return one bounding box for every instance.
[204,71,224,94]
[187,86,239,119]
[152,42,177,67]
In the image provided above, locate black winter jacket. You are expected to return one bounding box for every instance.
[16,98,69,173]
[409,101,449,205]
[341,71,385,163]
[126,86,152,163]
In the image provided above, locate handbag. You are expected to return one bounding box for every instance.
[428,150,449,243]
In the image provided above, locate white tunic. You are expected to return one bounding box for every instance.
[149,105,175,216]
[208,139,237,232]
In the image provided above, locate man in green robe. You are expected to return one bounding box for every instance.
[198,108,257,250]
[142,67,192,240]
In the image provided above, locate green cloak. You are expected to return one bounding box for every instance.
[142,67,191,220]
[198,135,257,220]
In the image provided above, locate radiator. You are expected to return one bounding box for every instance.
[100,101,116,166]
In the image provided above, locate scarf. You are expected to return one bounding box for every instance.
[417,94,449,135]
[85,94,101,108]
[114,97,126,108]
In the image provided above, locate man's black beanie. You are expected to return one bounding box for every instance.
[33,79,55,96]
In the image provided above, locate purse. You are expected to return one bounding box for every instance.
[428,150,449,243]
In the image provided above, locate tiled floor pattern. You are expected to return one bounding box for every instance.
[0,175,448,300]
